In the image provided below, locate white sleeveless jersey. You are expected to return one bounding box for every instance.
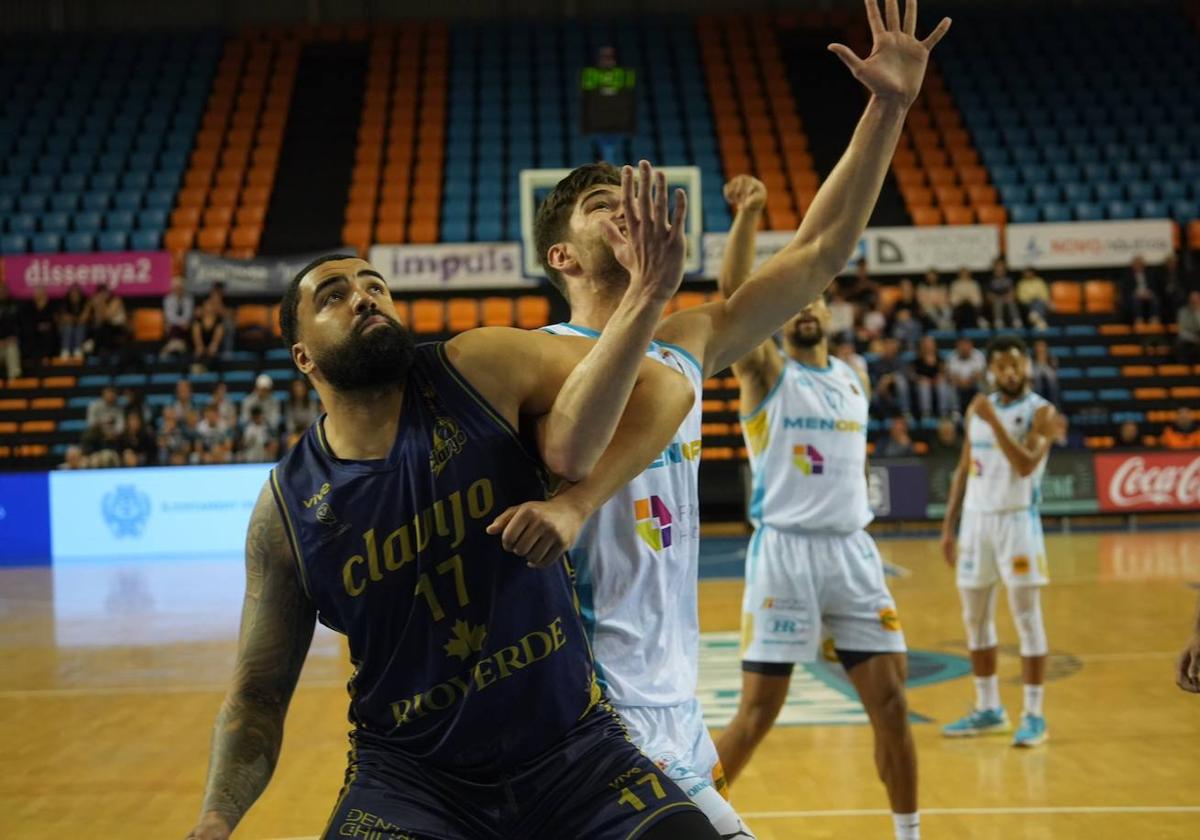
[741,356,873,534]
[964,391,1051,513]
[541,323,705,707]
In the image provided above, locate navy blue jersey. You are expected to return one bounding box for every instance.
[271,342,600,773]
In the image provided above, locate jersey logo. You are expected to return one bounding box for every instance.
[444,619,488,660]
[430,416,468,477]
[879,607,902,632]
[793,444,824,476]
[633,495,673,551]
[303,482,331,509]
[971,458,983,477]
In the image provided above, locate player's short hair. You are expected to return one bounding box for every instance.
[280,253,358,348]
[986,333,1027,361]
[533,162,621,300]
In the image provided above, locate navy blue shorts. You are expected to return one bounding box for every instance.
[320,704,702,840]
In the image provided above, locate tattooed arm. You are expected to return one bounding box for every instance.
[185,482,317,839]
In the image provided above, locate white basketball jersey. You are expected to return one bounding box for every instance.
[541,323,705,707]
[741,357,873,534]
[964,391,1051,513]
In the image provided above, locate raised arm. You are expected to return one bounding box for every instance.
[186,483,316,840]
[656,0,951,377]
[716,175,785,408]
[940,430,972,567]
[971,396,1057,478]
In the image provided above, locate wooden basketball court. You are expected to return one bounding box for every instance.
[2,528,1198,839]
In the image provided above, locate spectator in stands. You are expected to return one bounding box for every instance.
[284,378,319,439]
[987,257,1022,329]
[892,278,922,320]
[877,416,916,458]
[57,284,88,360]
[241,405,280,463]
[946,336,986,412]
[160,276,194,358]
[117,411,157,467]
[949,266,985,329]
[210,381,238,429]
[1162,407,1200,450]
[833,337,869,385]
[917,269,953,331]
[170,378,199,435]
[868,337,913,418]
[0,283,21,381]
[241,373,281,431]
[1177,290,1200,364]
[890,308,923,352]
[58,445,84,470]
[1161,252,1187,321]
[1116,421,1142,449]
[1030,339,1061,407]
[82,285,129,365]
[1016,267,1050,330]
[157,406,191,466]
[191,298,225,372]
[848,257,880,310]
[27,287,59,363]
[828,287,856,342]
[121,387,151,425]
[911,335,954,418]
[194,402,234,464]
[1125,255,1162,326]
[86,386,125,434]
[204,281,235,356]
[858,304,888,342]
[930,417,960,459]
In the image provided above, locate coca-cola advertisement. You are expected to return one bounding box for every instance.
[1095,452,1200,512]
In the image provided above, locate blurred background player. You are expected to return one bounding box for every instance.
[713,175,920,840]
[532,4,950,835]
[940,335,1062,748]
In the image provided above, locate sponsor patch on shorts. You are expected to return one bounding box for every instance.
[1012,555,1030,575]
[879,607,902,632]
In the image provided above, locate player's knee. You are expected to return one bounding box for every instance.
[739,699,781,740]
[960,587,998,650]
[869,682,910,734]
[1011,587,1048,657]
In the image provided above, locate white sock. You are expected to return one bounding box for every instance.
[974,675,1000,710]
[1023,684,1044,717]
[893,812,920,839]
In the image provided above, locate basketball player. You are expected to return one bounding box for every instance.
[185,247,728,837]
[531,3,950,835]
[1179,596,1200,693]
[713,175,921,840]
[940,334,1061,747]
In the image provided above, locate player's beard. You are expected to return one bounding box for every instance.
[312,314,416,394]
[790,320,825,348]
[588,235,630,287]
[997,375,1028,398]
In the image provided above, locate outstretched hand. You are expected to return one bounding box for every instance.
[600,160,689,303]
[828,0,951,107]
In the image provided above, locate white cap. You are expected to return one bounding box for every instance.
[255,374,273,390]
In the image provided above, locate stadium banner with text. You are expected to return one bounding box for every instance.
[48,463,272,560]
[184,250,331,297]
[369,242,536,291]
[869,462,930,519]
[1,251,173,298]
[1094,451,1200,513]
[925,450,1100,517]
[701,225,1001,279]
[1005,219,1175,270]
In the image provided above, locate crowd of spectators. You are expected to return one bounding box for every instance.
[61,375,319,470]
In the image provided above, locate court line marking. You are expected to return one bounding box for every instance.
[259,807,1200,838]
[0,650,1182,699]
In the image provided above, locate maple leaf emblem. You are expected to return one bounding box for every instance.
[444,619,487,661]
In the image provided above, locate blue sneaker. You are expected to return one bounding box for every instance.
[1012,713,1048,747]
[942,707,1011,738]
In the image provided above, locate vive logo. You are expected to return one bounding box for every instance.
[102,485,151,538]
[634,496,673,551]
[793,444,824,476]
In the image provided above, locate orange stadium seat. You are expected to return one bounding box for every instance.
[1050,282,1082,314]
[203,206,234,227]
[943,206,975,225]
[410,299,445,334]
[31,397,65,410]
[1135,387,1168,400]
[197,227,228,254]
[0,399,29,412]
[515,296,550,329]
[976,205,1007,225]
[230,225,262,251]
[236,205,266,226]
[1084,280,1116,313]
[132,309,164,342]
[446,298,480,333]
[481,297,514,327]
[912,206,942,226]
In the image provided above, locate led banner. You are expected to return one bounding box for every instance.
[1005,219,1175,269]
[701,224,1001,279]
[369,242,535,290]
[2,251,173,298]
[1095,451,1200,513]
